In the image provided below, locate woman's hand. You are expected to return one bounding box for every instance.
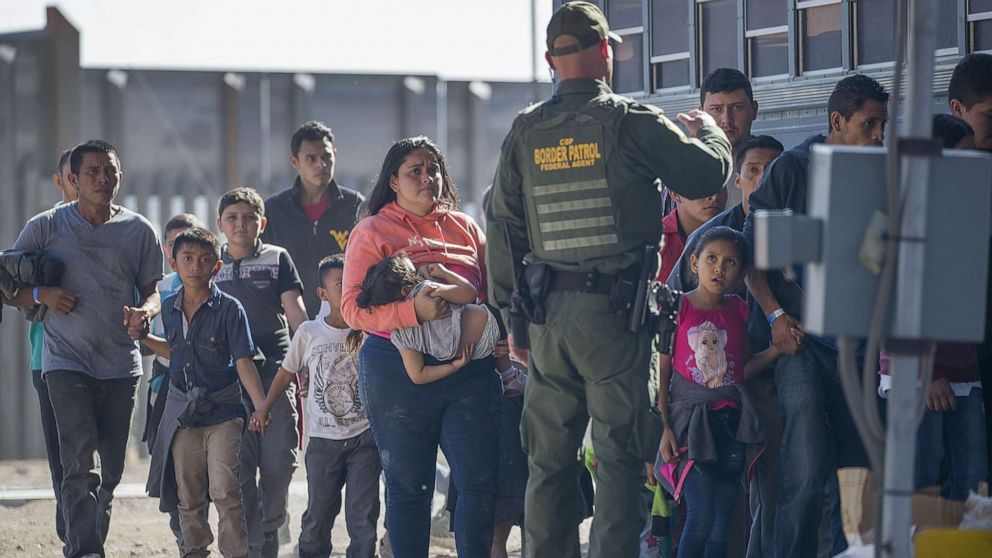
[660,427,680,464]
[414,284,451,322]
[452,343,474,370]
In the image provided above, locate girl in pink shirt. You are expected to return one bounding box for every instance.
[656,226,781,558]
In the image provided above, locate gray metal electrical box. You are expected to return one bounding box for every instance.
[758,145,992,341]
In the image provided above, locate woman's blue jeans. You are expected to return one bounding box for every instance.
[359,334,501,558]
[677,408,745,558]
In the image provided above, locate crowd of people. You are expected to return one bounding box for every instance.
[3,2,992,558]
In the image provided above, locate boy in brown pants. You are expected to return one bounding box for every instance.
[143,227,269,557]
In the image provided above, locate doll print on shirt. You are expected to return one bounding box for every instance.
[685,321,735,388]
[312,350,364,427]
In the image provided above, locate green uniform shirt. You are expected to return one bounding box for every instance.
[486,78,732,315]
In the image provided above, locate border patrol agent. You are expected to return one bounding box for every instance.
[486,3,733,556]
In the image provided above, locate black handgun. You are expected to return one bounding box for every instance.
[628,245,659,333]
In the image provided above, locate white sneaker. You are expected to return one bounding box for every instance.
[500,365,527,398]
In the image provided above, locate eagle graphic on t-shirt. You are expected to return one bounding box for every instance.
[311,351,362,418]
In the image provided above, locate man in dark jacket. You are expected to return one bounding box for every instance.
[261,121,364,318]
[741,74,888,558]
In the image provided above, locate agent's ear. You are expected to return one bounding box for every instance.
[545,51,556,71]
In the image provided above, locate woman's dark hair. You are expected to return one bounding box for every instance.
[362,136,459,219]
[932,114,974,148]
[355,255,421,309]
[693,226,750,270]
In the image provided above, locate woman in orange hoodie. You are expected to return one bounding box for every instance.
[341,136,501,558]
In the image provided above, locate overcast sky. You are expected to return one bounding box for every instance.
[0,0,554,81]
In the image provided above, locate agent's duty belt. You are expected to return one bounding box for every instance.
[549,269,614,295]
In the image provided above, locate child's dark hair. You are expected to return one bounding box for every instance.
[172,227,222,260]
[218,187,265,217]
[693,226,750,269]
[932,114,974,148]
[355,255,419,309]
[164,213,205,235]
[317,254,345,286]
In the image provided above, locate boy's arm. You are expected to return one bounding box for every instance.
[124,282,161,340]
[280,290,308,332]
[235,357,267,410]
[256,367,296,416]
[399,346,471,385]
[424,264,478,304]
[140,333,171,359]
[742,334,781,379]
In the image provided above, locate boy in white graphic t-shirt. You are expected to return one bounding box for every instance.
[256,254,380,558]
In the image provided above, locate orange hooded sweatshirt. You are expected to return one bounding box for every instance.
[341,201,487,334]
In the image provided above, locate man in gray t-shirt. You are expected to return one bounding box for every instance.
[11,140,162,558]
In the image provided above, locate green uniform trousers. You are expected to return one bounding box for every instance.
[522,290,661,558]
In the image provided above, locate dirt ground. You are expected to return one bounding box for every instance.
[0,455,548,557]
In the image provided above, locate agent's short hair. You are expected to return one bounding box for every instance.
[700,68,754,105]
[218,187,265,218]
[735,135,784,173]
[69,140,122,175]
[172,227,221,260]
[932,114,974,149]
[826,74,889,127]
[948,53,992,110]
[164,213,205,236]
[291,121,335,156]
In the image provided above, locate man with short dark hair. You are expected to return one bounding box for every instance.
[261,120,364,318]
[742,74,888,558]
[701,68,759,157]
[12,139,163,558]
[949,52,992,488]
[948,53,992,151]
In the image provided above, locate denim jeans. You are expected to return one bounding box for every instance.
[772,341,867,558]
[33,370,65,543]
[298,431,381,558]
[359,334,501,558]
[915,388,988,501]
[45,370,138,558]
[677,409,745,558]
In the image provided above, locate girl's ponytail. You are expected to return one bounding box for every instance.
[345,329,366,355]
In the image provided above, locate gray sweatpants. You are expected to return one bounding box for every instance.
[241,368,299,556]
[298,430,381,558]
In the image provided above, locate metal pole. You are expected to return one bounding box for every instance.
[882,0,937,556]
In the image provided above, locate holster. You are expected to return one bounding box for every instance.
[523,262,551,325]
